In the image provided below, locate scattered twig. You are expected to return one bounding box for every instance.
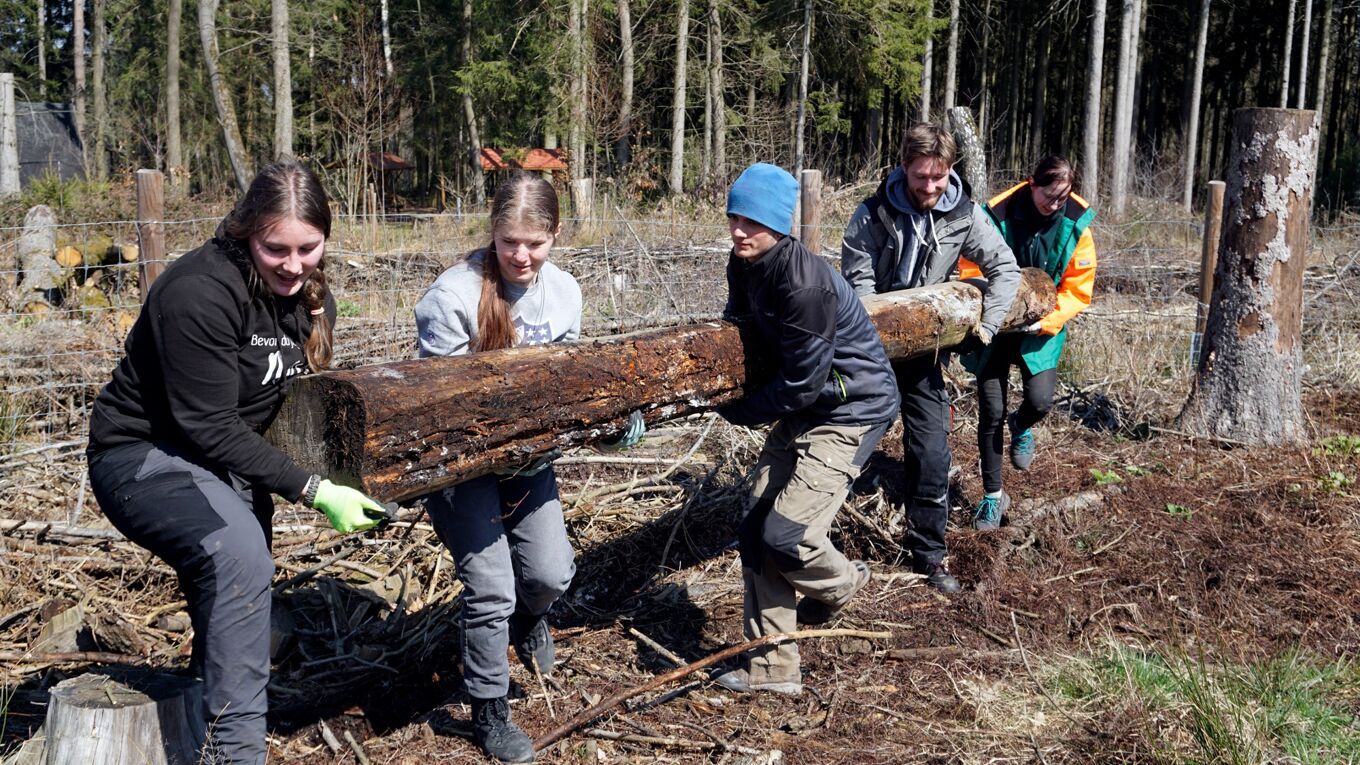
[531,628,891,751]
[1148,425,1253,448]
[627,626,687,667]
[584,728,760,755]
[316,720,343,756]
[272,543,365,592]
[1041,566,1096,585]
[342,730,371,765]
[1088,524,1137,558]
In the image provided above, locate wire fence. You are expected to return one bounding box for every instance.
[2,209,1358,467]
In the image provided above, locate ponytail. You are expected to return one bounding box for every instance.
[302,261,334,370]
[475,249,517,352]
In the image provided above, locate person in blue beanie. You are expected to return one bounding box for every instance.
[710,163,900,695]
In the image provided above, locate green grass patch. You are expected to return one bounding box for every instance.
[1055,646,1360,763]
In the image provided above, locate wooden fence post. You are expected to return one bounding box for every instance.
[1,73,19,195]
[1192,179,1226,362]
[799,169,822,253]
[135,169,166,302]
[1178,108,1317,445]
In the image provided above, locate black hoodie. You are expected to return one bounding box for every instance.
[88,237,334,500]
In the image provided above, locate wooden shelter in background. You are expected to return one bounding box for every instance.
[365,151,414,207]
[480,148,568,192]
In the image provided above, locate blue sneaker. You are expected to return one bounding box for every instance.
[972,491,1010,530]
[1009,414,1036,471]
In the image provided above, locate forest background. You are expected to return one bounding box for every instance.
[0,0,1351,218]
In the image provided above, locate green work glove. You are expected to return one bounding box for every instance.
[602,410,646,450]
[312,480,387,534]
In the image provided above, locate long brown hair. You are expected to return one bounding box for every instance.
[475,171,561,352]
[222,160,335,371]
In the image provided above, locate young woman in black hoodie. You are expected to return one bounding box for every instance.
[86,160,387,765]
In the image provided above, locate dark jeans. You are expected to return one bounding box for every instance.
[894,355,952,570]
[88,441,274,765]
[976,335,1058,492]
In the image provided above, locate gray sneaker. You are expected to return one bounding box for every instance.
[709,666,803,696]
[1009,413,1037,470]
[796,561,871,625]
[972,491,1011,530]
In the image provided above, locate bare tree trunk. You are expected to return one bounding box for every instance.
[669,0,689,194]
[1109,0,1138,216]
[979,0,992,139]
[943,0,959,110]
[91,0,107,180]
[380,0,393,76]
[569,0,586,185]
[1296,0,1312,108]
[73,0,87,174]
[198,0,251,194]
[166,0,183,180]
[946,106,987,200]
[1179,108,1316,446]
[1314,0,1333,112]
[272,0,293,159]
[702,19,713,184]
[711,0,725,183]
[1027,16,1050,161]
[794,0,811,179]
[461,0,484,204]
[37,0,47,98]
[919,2,934,122]
[615,0,634,168]
[1181,0,1210,211]
[1082,0,1106,200]
[1281,0,1296,108]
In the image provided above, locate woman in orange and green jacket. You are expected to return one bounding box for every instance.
[959,156,1096,530]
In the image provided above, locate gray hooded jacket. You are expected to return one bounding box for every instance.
[841,168,1020,336]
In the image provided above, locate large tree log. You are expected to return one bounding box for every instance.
[1178,108,1316,445]
[269,269,1055,503]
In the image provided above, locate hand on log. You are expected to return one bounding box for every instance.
[268,268,1055,502]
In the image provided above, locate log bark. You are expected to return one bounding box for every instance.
[1178,108,1316,445]
[32,671,205,765]
[269,270,1055,503]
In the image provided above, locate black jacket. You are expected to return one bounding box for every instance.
[88,238,334,500]
[718,237,899,427]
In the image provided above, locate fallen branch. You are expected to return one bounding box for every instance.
[585,728,761,755]
[0,649,148,666]
[531,627,891,751]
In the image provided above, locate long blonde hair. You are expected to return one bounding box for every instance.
[222,160,335,371]
[475,172,561,352]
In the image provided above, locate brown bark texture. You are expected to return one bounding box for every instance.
[1179,108,1317,445]
[269,270,1056,503]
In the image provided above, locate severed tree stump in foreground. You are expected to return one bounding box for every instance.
[268,269,1056,503]
[1179,108,1317,445]
[12,671,205,765]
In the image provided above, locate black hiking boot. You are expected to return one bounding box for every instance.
[509,611,555,675]
[471,696,535,763]
[916,561,962,594]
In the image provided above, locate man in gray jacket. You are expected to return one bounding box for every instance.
[841,123,1019,593]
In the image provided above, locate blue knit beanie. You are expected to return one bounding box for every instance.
[727,163,799,236]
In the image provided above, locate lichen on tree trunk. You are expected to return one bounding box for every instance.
[1178,108,1317,445]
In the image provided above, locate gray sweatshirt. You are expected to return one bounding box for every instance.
[415,249,582,357]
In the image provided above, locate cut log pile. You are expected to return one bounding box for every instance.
[269,268,1056,502]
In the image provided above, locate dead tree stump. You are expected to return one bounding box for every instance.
[17,205,64,314]
[1178,108,1317,445]
[29,671,205,765]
